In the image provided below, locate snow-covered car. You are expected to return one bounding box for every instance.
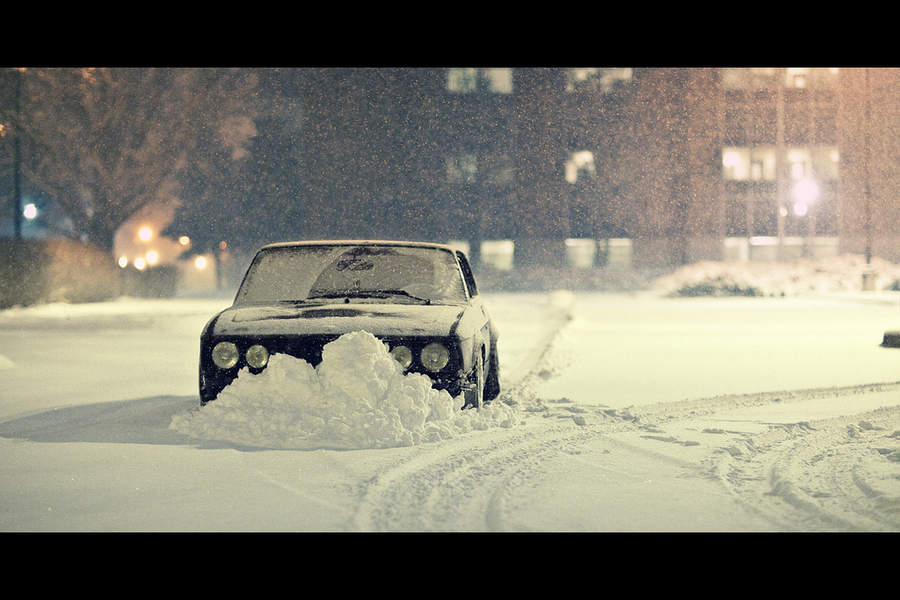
[199,240,500,408]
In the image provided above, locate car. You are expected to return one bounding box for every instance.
[199,240,500,409]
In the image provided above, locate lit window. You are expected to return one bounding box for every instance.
[721,68,777,90]
[787,148,811,180]
[786,68,809,89]
[566,68,632,93]
[447,68,513,94]
[565,150,596,184]
[723,146,838,182]
[480,240,514,271]
[722,147,776,181]
[785,68,838,89]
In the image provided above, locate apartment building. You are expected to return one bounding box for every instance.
[295,68,900,267]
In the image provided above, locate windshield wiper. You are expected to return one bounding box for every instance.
[307,289,431,304]
[360,289,432,304]
[275,299,323,305]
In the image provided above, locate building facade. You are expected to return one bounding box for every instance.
[294,68,900,268]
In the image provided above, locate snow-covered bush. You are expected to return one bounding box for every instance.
[0,238,121,308]
[653,255,900,298]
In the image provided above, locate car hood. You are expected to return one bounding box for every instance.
[209,302,467,338]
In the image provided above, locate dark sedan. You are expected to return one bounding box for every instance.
[199,241,500,409]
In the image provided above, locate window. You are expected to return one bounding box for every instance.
[236,245,468,305]
[566,68,632,93]
[723,147,775,181]
[721,68,778,90]
[456,251,478,297]
[722,68,838,90]
[446,68,513,94]
[785,68,839,89]
[446,153,477,184]
[483,153,515,186]
[787,148,811,179]
[723,145,838,181]
[565,150,596,184]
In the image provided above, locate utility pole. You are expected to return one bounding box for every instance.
[864,68,872,266]
[13,68,23,239]
[775,68,786,261]
[862,68,877,291]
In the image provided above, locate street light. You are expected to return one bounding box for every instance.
[138,226,153,242]
[792,177,819,257]
[791,177,819,217]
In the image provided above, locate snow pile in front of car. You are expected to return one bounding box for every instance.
[170,330,518,450]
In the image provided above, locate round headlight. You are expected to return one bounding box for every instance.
[421,342,449,372]
[211,341,239,369]
[390,345,412,369]
[246,344,269,369]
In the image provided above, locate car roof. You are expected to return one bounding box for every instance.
[259,240,461,253]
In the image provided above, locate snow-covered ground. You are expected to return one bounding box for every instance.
[0,257,898,531]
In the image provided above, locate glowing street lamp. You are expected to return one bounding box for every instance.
[117,256,128,268]
[145,250,159,266]
[791,177,819,217]
[23,203,37,220]
[138,226,153,242]
[134,257,147,271]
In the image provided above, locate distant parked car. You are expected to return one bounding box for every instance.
[199,241,500,409]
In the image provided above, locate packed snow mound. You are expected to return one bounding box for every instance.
[653,254,900,297]
[170,330,519,450]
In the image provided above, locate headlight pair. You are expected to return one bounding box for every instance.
[211,341,269,370]
[390,342,449,372]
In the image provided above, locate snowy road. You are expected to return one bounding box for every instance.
[0,291,898,531]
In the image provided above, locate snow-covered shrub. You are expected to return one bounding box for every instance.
[0,238,120,308]
[653,255,900,298]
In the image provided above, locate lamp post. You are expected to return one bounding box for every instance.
[792,177,819,257]
[12,68,23,240]
[864,68,872,266]
[862,68,877,291]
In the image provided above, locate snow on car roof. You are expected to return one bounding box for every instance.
[259,240,460,252]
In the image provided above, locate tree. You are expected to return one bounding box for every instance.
[164,69,306,255]
[1,68,262,252]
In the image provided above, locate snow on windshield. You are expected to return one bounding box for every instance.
[235,245,468,305]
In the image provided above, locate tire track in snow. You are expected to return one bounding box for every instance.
[353,287,900,532]
[698,393,900,531]
[351,424,597,531]
[351,292,585,531]
[590,380,900,531]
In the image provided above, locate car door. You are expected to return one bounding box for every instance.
[455,250,495,365]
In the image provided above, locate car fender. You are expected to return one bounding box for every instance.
[453,301,490,374]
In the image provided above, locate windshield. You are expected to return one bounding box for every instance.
[234,244,468,305]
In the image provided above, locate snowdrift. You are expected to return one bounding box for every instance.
[170,330,519,450]
[653,254,900,297]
